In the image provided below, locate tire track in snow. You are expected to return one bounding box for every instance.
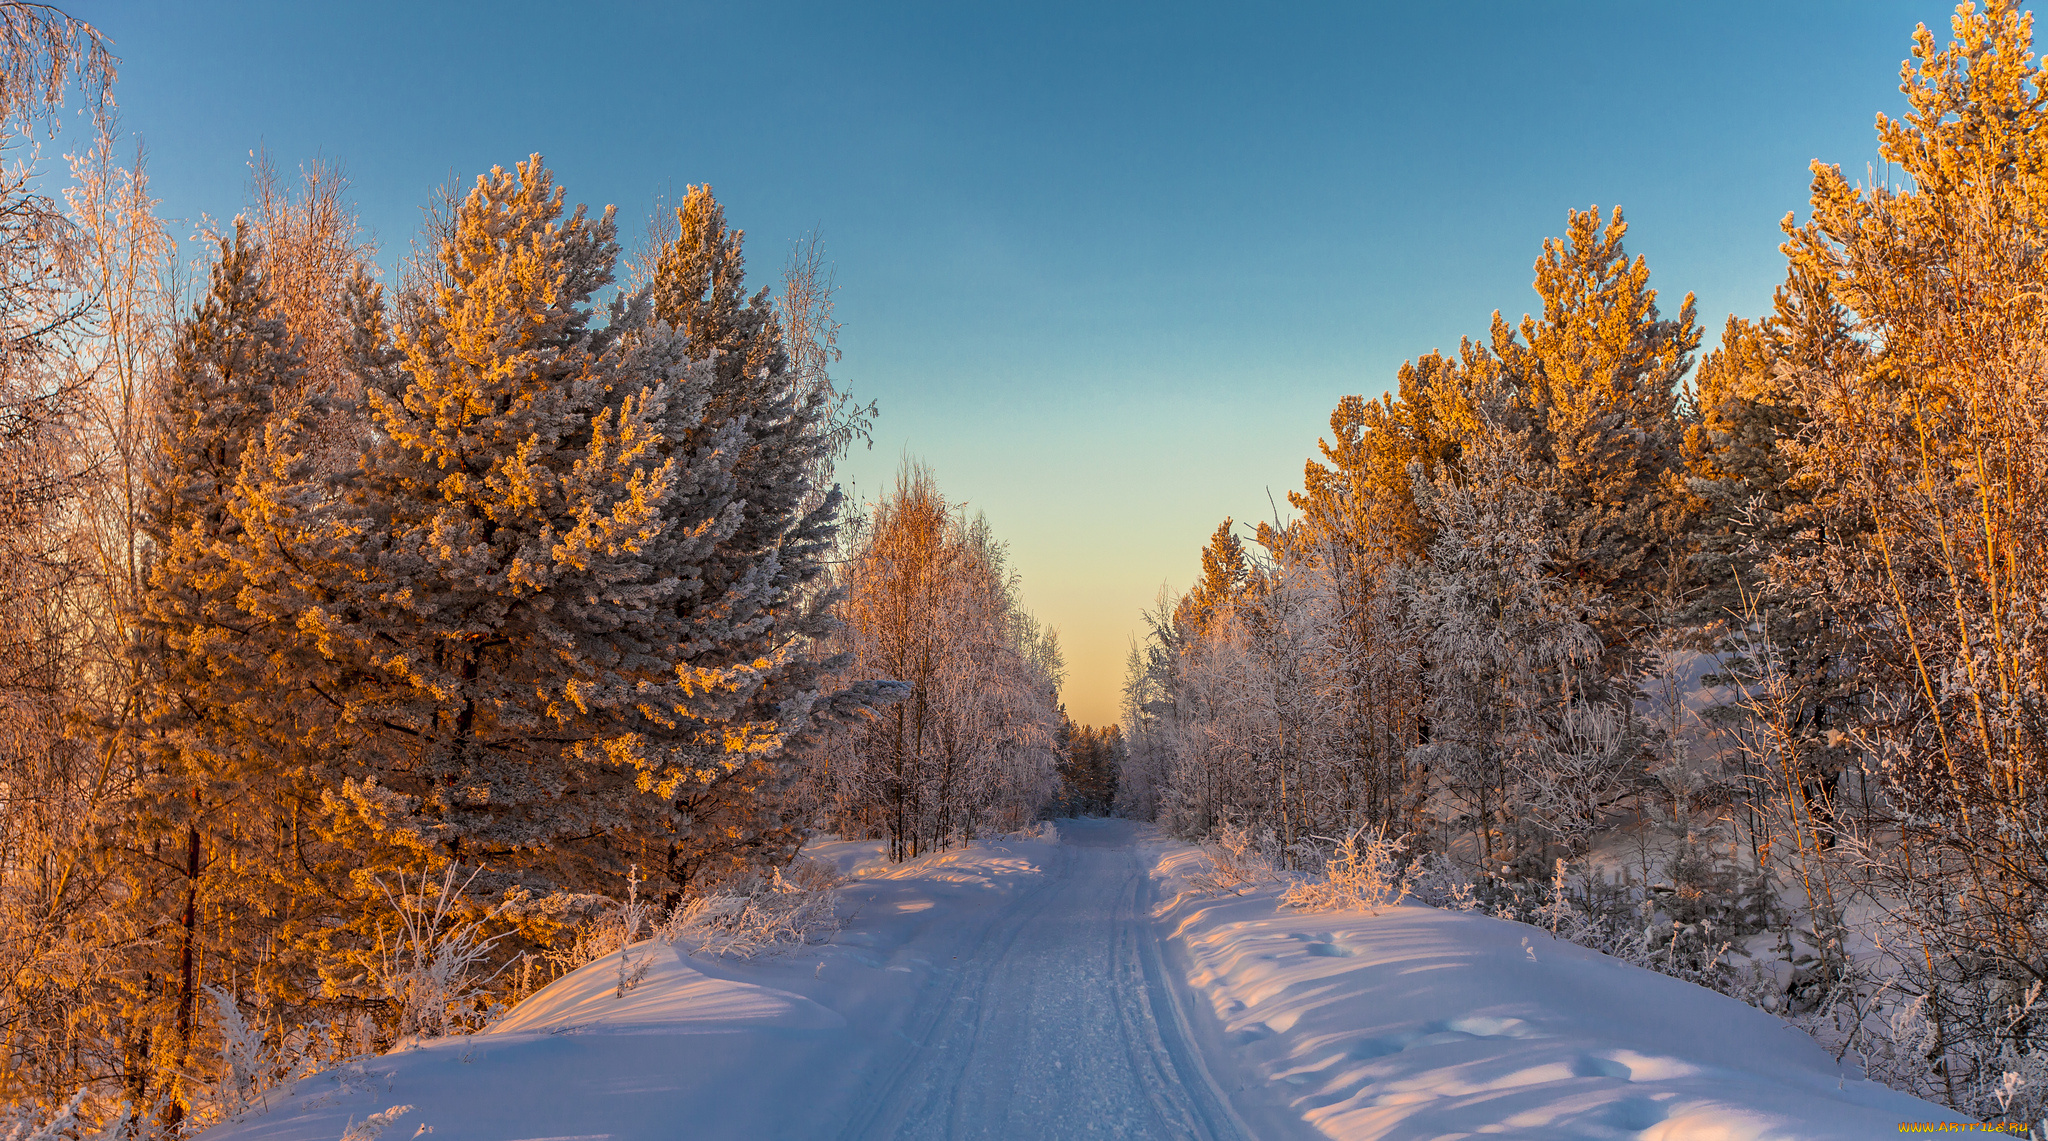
[832,840,1071,1140]
[837,819,1252,1141]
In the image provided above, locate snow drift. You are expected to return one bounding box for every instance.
[1144,836,1970,1139]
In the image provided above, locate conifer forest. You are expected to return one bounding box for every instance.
[4,2,2048,1137]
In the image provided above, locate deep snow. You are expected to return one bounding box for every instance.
[1141,836,1970,1139]
[204,821,1966,1140]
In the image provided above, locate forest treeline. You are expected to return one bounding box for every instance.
[1121,1,2048,1120]
[0,7,1094,1132]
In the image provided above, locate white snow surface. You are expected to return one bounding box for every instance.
[1141,834,1967,1140]
[205,820,1963,1140]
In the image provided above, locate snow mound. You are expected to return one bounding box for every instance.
[1145,839,1969,1140]
[488,941,842,1035]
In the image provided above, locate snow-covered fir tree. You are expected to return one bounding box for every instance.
[174,158,886,969]
[638,183,882,887]
[128,222,315,1122]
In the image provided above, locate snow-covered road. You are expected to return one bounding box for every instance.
[837,817,1248,1141]
[211,821,1268,1141]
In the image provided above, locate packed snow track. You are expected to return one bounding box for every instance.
[835,817,1249,1141]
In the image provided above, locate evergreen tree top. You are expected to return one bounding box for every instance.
[1519,206,1699,412]
[152,219,301,541]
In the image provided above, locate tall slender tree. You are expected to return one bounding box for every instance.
[1767,2,2048,1109]
[128,223,306,1122]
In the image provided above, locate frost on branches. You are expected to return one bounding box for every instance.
[85,157,893,1123]
[1125,1,2048,1123]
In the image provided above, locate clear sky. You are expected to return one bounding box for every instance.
[73,0,1961,726]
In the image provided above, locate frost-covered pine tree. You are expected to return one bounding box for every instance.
[637,183,874,886]
[312,157,682,887]
[1403,379,1631,867]
[128,222,313,1119]
[1495,207,1700,667]
[237,157,862,920]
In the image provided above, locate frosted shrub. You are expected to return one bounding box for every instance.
[1006,820,1059,843]
[336,1105,413,1141]
[657,858,843,959]
[1531,859,1574,935]
[1848,972,2048,1123]
[203,985,277,1119]
[1281,824,1411,915]
[1188,822,1272,896]
[1520,699,1637,856]
[1406,851,1483,912]
[545,866,658,989]
[1463,854,1765,992]
[372,866,511,1041]
[0,1091,131,1141]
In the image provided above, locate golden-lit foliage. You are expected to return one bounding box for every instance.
[1129,2,2048,1120]
[823,461,1061,861]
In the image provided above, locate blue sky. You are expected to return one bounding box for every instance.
[74,0,1963,724]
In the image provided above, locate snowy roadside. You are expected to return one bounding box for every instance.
[1138,829,1971,1140]
[200,833,1069,1141]
[197,824,1971,1141]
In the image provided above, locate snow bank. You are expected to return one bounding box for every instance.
[1143,836,1970,1140]
[200,835,1063,1141]
[201,943,857,1141]
[486,942,843,1036]
[199,827,1965,1141]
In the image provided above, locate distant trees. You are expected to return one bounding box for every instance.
[1055,716,1121,816]
[1126,203,1684,865]
[803,462,1062,860]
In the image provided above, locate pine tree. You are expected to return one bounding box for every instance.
[128,222,310,1120]
[229,157,825,927]
[649,185,779,371]
[1176,520,1250,636]
[1506,207,1700,651]
[1055,717,1123,816]
[1683,261,1859,623]
[1285,361,1462,832]
[1676,267,1867,859]
[639,184,863,887]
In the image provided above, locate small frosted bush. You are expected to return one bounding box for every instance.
[1188,822,1273,896]
[656,858,843,958]
[1281,824,1411,915]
